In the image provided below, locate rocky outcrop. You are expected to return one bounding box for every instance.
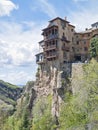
[34,65,71,129]
[16,81,36,117]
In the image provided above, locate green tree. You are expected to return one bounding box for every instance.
[59,59,98,130]
[31,95,55,130]
[90,37,98,59]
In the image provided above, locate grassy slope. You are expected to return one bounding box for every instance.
[0,80,19,89]
[0,80,22,105]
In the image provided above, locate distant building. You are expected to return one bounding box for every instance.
[36,17,98,70]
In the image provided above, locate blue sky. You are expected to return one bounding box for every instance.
[0,0,98,85]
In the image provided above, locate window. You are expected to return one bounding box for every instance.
[88,33,90,36]
[55,29,58,34]
[55,40,57,47]
[72,37,74,42]
[77,41,79,45]
[61,21,66,29]
[63,61,67,63]
[72,47,74,52]
[76,35,78,38]
[63,52,66,58]
[71,29,73,32]
[41,55,43,60]
[52,29,54,35]
[84,47,88,51]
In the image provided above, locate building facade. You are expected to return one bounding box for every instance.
[36,17,98,70]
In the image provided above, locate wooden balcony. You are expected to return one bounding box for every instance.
[36,52,45,64]
[44,34,58,41]
[45,45,57,51]
[36,60,45,64]
[46,53,58,59]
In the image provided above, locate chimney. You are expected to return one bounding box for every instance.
[85,28,88,31]
[65,17,67,21]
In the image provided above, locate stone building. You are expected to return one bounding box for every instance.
[36,17,98,69]
[36,17,75,71]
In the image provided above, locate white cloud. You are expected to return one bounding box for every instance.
[32,0,57,18]
[69,3,98,31]
[0,21,43,66]
[0,0,18,16]
[0,71,33,85]
[0,21,45,84]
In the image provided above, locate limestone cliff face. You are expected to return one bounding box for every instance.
[35,67,61,119]
[34,64,72,127]
[34,63,84,120]
[15,63,84,129]
[16,81,36,114]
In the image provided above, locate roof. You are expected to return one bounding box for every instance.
[78,29,92,34]
[35,52,43,56]
[49,17,69,23]
[91,22,98,27]
[42,25,58,31]
[39,40,45,47]
[39,40,44,44]
[69,24,75,28]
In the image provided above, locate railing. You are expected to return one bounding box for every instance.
[46,53,58,59]
[45,45,57,51]
[36,59,44,64]
[44,34,58,41]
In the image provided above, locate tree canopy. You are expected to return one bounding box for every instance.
[90,37,98,59]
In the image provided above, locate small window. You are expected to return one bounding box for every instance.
[63,61,67,63]
[72,37,74,42]
[61,21,66,29]
[72,47,74,52]
[76,35,78,38]
[77,41,79,45]
[41,55,43,60]
[71,29,73,32]
[88,33,90,36]
[84,47,88,51]
[52,29,54,35]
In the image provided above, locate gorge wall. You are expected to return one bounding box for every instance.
[30,63,84,127]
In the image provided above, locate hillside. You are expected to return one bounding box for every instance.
[0,80,23,105]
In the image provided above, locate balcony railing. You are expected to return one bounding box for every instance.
[44,34,58,41]
[46,53,58,59]
[36,59,45,64]
[45,45,57,51]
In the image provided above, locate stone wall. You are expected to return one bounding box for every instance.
[71,63,84,94]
